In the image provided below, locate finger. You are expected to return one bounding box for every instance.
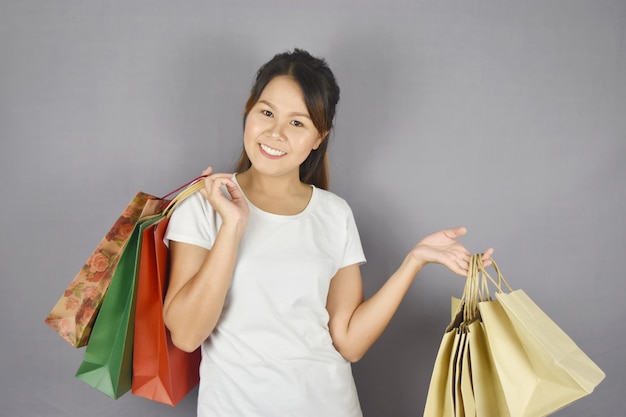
[201,166,213,176]
[212,176,237,193]
[449,243,470,259]
[443,226,467,240]
[204,173,233,189]
[481,248,494,266]
[208,175,239,199]
[456,256,470,272]
[223,179,243,197]
[208,173,235,182]
[203,174,231,199]
[452,264,469,277]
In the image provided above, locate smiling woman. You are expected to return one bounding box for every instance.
[160,48,492,416]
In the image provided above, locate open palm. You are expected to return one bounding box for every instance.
[412,227,493,276]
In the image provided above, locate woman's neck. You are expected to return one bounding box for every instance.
[236,169,313,215]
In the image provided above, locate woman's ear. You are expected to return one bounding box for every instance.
[313,131,328,150]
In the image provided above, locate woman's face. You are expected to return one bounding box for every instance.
[243,75,323,180]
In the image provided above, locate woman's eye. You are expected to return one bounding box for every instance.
[291,120,303,127]
[262,110,273,117]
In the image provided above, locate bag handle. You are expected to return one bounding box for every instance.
[455,255,481,329]
[457,254,514,329]
[161,175,207,218]
[476,255,513,294]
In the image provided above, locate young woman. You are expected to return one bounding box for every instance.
[163,49,493,416]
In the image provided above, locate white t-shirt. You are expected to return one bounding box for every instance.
[165,174,366,417]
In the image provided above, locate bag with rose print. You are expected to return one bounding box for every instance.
[44,192,160,348]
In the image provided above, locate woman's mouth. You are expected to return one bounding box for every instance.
[260,143,286,157]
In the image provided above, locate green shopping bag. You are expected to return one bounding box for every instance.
[75,214,162,399]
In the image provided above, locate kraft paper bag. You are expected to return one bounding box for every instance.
[424,259,482,417]
[478,259,606,417]
[464,319,510,417]
[45,192,158,348]
[423,311,463,417]
[424,255,604,417]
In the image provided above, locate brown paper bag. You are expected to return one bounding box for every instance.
[45,192,159,347]
[424,255,604,417]
[423,311,463,417]
[478,260,606,417]
[424,258,482,417]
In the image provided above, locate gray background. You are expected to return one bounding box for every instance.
[1,1,624,416]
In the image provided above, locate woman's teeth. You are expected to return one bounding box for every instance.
[261,144,286,156]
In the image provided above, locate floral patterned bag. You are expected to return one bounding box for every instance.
[45,176,206,348]
[44,192,160,348]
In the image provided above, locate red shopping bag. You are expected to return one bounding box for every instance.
[131,195,202,405]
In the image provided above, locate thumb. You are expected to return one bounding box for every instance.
[443,226,467,239]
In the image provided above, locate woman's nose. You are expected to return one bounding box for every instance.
[268,120,286,140]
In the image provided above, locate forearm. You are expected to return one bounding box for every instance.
[337,255,424,362]
[164,223,243,352]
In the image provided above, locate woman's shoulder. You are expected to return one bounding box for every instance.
[313,187,353,213]
[165,190,219,249]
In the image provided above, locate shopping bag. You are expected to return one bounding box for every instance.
[131,214,201,406]
[424,257,486,417]
[75,215,162,398]
[423,309,463,416]
[451,269,510,417]
[45,192,157,347]
[74,177,206,399]
[427,255,571,417]
[478,260,606,417]
[464,319,509,417]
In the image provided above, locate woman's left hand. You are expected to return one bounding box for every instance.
[410,227,493,276]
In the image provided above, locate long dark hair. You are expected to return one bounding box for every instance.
[234,49,340,190]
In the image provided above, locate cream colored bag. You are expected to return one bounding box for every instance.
[478,260,606,417]
[424,255,605,417]
[424,256,503,417]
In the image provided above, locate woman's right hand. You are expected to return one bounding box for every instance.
[199,167,249,230]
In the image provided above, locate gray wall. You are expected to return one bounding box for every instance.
[1,1,624,416]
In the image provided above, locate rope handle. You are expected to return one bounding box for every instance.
[456,254,513,329]
[476,256,513,293]
[160,175,207,218]
[453,255,481,328]
[161,175,207,199]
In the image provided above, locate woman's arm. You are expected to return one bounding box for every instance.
[326,227,493,362]
[162,168,249,352]
[163,222,244,352]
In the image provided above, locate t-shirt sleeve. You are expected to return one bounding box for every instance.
[340,202,366,268]
[164,191,219,250]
